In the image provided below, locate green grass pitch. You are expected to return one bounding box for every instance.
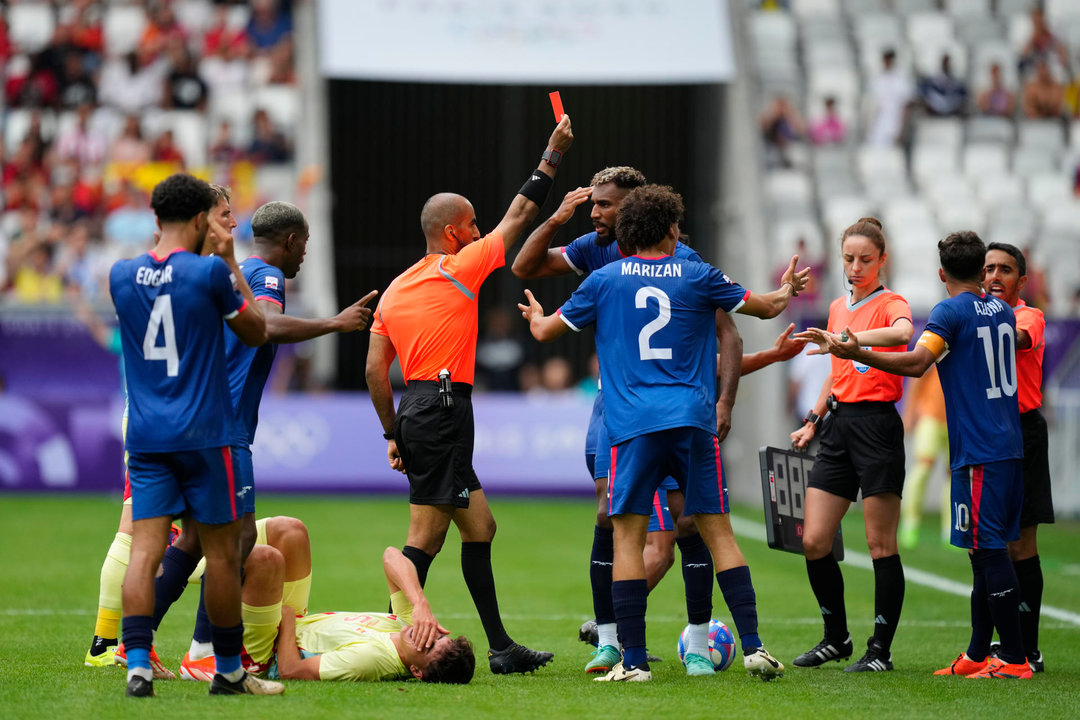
[1,493,1078,719]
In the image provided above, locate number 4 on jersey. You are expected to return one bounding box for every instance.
[143,294,179,376]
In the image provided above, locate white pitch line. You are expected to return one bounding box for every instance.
[728,514,1080,627]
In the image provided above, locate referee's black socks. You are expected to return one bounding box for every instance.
[402,545,435,589]
[871,554,904,652]
[461,542,513,651]
[1013,555,1043,657]
[805,554,848,643]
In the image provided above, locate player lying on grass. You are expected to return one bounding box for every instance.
[237,524,474,683]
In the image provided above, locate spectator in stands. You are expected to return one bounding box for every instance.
[1023,60,1064,119]
[248,108,292,164]
[204,5,250,57]
[209,120,244,164]
[758,95,804,168]
[1019,6,1069,79]
[1018,245,1050,311]
[163,41,208,111]
[540,357,575,393]
[107,115,151,165]
[102,182,156,250]
[99,48,170,115]
[918,54,968,117]
[68,1,104,69]
[47,179,89,227]
[265,37,297,85]
[476,307,527,392]
[57,50,97,109]
[867,49,913,146]
[977,63,1015,117]
[5,234,62,304]
[808,97,847,146]
[150,129,185,167]
[56,102,108,169]
[139,2,188,62]
[6,52,59,108]
[248,0,293,53]
[55,220,106,300]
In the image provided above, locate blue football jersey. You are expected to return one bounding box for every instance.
[225,257,286,447]
[923,292,1022,469]
[562,232,702,274]
[559,256,749,444]
[109,249,246,452]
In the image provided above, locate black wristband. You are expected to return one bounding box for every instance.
[518,170,554,206]
[383,430,395,440]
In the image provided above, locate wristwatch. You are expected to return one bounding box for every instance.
[802,411,822,430]
[542,148,562,168]
[383,430,395,440]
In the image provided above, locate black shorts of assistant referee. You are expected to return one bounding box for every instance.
[1020,408,1055,528]
[808,401,905,502]
[395,381,483,508]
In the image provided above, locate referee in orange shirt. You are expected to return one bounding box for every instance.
[365,115,574,675]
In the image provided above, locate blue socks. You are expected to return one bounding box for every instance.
[717,565,762,653]
[212,622,244,676]
[590,526,616,625]
[122,615,153,670]
[612,579,648,668]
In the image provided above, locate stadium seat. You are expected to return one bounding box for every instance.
[1027,172,1072,212]
[8,3,56,54]
[998,0,1035,17]
[937,200,987,236]
[912,41,968,78]
[103,5,149,57]
[1041,203,1080,236]
[944,0,991,18]
[772,218,826,260]
[967,116,1014,145]
[823,195,875,238]
[906,12,956,45]
[1045,0,1080,26]
[884,197,936,235]
[890,270,945,314]
[912,146,961,185]
[857,146,907,184]
[1018,120,1066,154]
[963,143,1009,178]
[894,0,937,16]
[1012,147,1058,179]
[791,0,841,19]
[750,13,797,51]
[955,16,1005,46]
[977,174,1025,206]
[914,117,964,149]
[174,0,214,40]
[3,108,57,154]
[842,0,889,18]
[254,85,300,129]
[1006,14,1034,54]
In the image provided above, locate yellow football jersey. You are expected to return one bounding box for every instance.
[296,592,415,682]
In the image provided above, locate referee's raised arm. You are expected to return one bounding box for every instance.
[492,115,574,252]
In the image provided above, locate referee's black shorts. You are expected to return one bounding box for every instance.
[394,381,482,508]
[1019,408,1055,528]
[807,401,905,502]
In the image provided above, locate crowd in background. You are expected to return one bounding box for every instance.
[0,0,298,308]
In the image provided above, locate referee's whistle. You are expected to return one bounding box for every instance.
[438,368,454,408]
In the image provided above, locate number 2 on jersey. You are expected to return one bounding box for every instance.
[976,322,1016,400]
[143,294,179,376]
[636,286,672,360]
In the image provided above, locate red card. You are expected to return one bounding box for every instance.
[549,91,564,123]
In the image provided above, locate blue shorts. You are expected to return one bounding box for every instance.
[232,445,256,515]
[127,447,243,525]
[647,482,680,532]
[584,391,604,473]
[950,459,1023,550]
[609,428,728,519]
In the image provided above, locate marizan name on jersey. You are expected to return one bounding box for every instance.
[622,261,683,278]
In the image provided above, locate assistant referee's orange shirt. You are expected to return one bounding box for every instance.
[1014,300,1045,413]
[826,287,911,403]
[371,231,504,385]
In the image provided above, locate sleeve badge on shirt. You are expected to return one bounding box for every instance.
[229,272,238,289]
[265,276,280,290]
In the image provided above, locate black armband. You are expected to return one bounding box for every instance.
[518,170,554,206]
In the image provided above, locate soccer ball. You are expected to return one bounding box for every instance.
[677,619,737,671]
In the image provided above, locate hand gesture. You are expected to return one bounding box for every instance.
[387,438,405,473]
[716,402,732,442]
[791,423,815,450]
[206,212,235,261]
[550,186,593,226]
[547,115,573,154]
[793,327,833,356]
[828,327,861,359]
[772,322,806,361]
[517,289,544,323]
[779,255,811,296]
[409,604,449,652]
[336,290,378,332]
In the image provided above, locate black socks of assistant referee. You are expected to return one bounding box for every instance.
[1014,555,1043,657]
[871,554,904,651]
[806,554,847,643]
[461,542,513,652]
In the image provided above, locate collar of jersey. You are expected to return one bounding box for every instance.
[148,247,188,262]
[845,285,886,312]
